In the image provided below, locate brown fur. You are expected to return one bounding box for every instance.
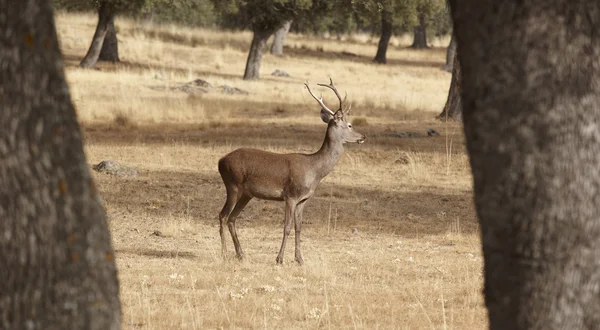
[218,105,365,265]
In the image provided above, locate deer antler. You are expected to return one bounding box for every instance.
[317,78,344,112]
[305,82,335,115]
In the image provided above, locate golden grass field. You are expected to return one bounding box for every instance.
[56,11,486,329]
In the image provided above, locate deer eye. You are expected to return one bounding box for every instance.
[348,123,352,128]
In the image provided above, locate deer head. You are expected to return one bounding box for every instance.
[305,79,366,144]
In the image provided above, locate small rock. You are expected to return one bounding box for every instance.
[177,85,209,94]
[391,131,421,138]
[191,78,212,88]
[219,85,249,95]
[153,72,164,80]
[352,228,359,234]
[427,128,440,136]
[271,69,290,77]
[341,51,358,57]
[150,230,164,237]
[92,160,139,177]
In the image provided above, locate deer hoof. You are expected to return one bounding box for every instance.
[276,256,283,264]
[295,257,304,266]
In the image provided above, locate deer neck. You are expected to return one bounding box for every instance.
[312,127,344,180]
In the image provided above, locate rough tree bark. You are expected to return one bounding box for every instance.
[270,20,292,56]
[243,28,273,80]
[0,0,121,329]
[443,33,456,72]
[373,11,393,64]
[410,12,428,49]
[438,52,461,121]
[99,18,120,62]
[450,1,600,329]
[80,1,116,68]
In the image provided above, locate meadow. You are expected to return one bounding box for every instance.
[56,11,486,329]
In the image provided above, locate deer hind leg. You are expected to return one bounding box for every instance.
[227,194,252,260]
[219,186,240,256]
[294,200,307,265]
[276,199,296,264]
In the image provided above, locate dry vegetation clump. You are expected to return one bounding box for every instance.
[57,11,486,329]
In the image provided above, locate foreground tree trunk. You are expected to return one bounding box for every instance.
[438,53,461,121]
[99,18,120,62]
[410,12,428,49]
[443,33,456,72]
[243,28,272,80]
[373,11,393,64]
[270,20,292,56]
[80,1,116,68]
[450,1,600,329]
[0,0,121,328]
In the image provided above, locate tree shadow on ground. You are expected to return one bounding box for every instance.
[98,168,476,238]
[83,122,465,154]
[283,45,447,69]
[116,247,197,260]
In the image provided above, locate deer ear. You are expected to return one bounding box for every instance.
[320,108,333,123]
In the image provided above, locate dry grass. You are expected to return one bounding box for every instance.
[57,10,486,329]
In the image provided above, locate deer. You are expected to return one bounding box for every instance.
[217,79,365,265]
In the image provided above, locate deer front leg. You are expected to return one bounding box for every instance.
[294,200,307,265]
[276,199,296,264]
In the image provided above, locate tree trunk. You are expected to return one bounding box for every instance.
[243,28,272,80]
[0,0,121,329]
[410,12,428,49]
[141,9,154,23]
[373,11,393,64]
[270,20,292,56]
[443,33,456,72]
[80,2,116,68]
[99,17,119,62]
[449,1,600,329]
[438,52,461,121]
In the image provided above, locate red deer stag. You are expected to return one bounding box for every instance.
[217,79,365,265]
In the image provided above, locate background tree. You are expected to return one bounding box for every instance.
[431,1,454,71]
[79,0,158,68]
[270,20,292,56]
[79,0,118,67]
[450,0,600,328]
[365,1,414,64]
[351,0,446,64]
[79,0,212,68]
[214,0,313,80]
[54,0,216,27]
[138,0,216,27]
[291,0,357,36]
[438,52,460,120]
[410,10,427,48]
[410,0,444,48]
[0,0,121,328]
[97,3,119,62]
[443,33,456,71]
[350,0,415,64]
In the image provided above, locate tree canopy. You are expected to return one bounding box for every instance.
[214,0,313,32]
